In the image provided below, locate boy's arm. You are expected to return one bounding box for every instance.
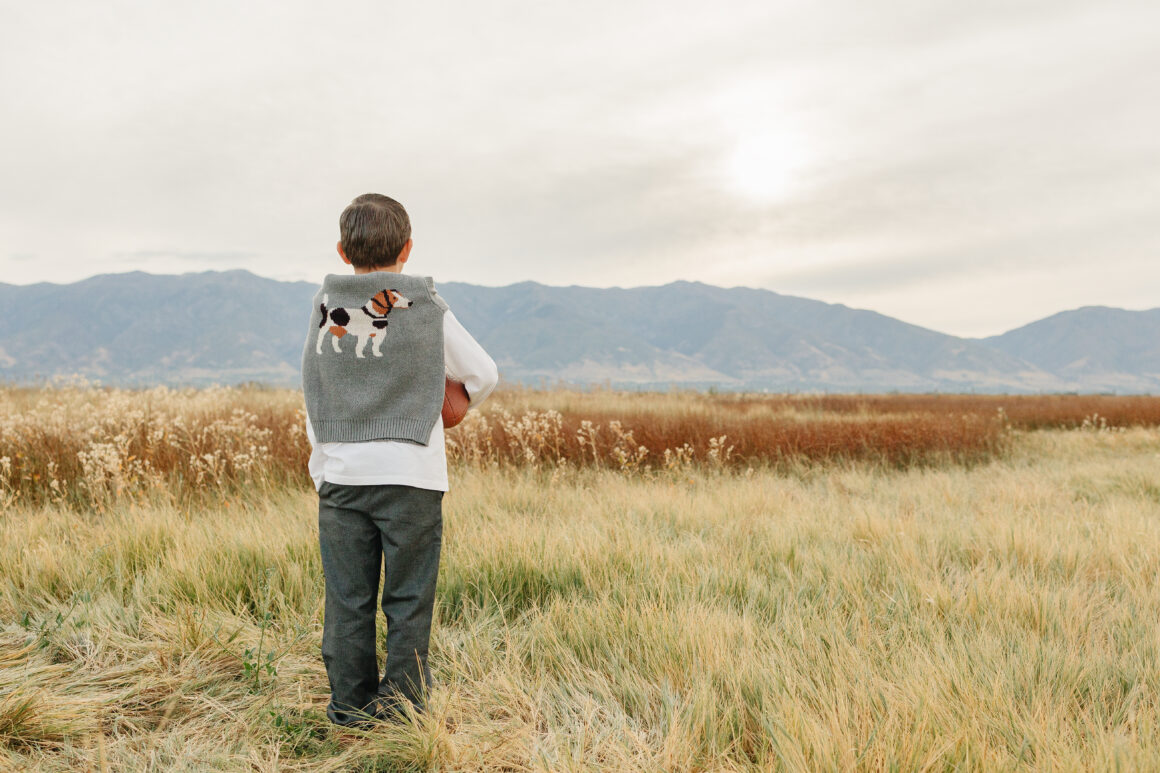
[444,310,499,406]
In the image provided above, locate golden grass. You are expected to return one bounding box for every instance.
[14,384,1160,511]
[2,411,1159,769]
[0,384,309,512]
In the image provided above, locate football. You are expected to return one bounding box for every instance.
[442,377,470,428]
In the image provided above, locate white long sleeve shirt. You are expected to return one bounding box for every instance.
[305,309,498,492]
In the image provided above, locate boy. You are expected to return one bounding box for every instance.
[301,193,498,728]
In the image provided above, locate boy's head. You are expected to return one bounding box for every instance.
[337,193,412,271]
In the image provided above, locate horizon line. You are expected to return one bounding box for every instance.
[1,267,1156,341]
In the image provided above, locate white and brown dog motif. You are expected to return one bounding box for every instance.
[315,289,412,358]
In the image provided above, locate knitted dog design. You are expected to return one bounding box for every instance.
[315,289,412,358]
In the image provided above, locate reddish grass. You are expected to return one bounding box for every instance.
[469,406,1007,469]
[499,389,1160,428]
[2,385,1158,511]
[775,393,1160,429]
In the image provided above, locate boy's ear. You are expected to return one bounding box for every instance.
[337,241,351,265]
[397,238,413,266]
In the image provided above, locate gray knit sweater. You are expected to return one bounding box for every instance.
[301,272,449,445]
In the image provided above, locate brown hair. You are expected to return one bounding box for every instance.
[338,193,411,269]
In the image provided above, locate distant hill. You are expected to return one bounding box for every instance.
[981,306,1160,392]
[0,270,318,386]
[0,270,1155,393]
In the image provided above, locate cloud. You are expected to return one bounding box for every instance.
[110,249,259,263]
[0,0,1157,336]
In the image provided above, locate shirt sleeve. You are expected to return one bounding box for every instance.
[444,309,499,405]
[304,416,325,491]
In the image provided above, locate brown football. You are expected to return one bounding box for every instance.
[442,377,470,428]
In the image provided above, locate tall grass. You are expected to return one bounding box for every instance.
[451,390,1014,472]
[2,427,1158,769]
[0,384,309,511]
[496,386,1160,429]
[5,383,1159,512]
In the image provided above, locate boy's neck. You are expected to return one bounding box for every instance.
[353,264,404,275]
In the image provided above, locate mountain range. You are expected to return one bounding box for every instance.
[0,269,1156,393]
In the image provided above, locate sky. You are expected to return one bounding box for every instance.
[1,0,1157,338]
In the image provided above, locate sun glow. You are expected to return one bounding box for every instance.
[723,130,809,202]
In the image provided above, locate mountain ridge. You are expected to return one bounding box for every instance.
[0,269,1155,393]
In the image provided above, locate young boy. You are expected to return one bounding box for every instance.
[301,193,498,728]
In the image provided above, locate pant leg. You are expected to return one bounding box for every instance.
[369,485,444,714]
[317,481,384,726]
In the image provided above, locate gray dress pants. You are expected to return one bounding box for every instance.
[316,480,444,726]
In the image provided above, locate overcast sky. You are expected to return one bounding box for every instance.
[2,0,1157,337]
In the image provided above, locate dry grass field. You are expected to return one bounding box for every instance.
[1,385,1159,770]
